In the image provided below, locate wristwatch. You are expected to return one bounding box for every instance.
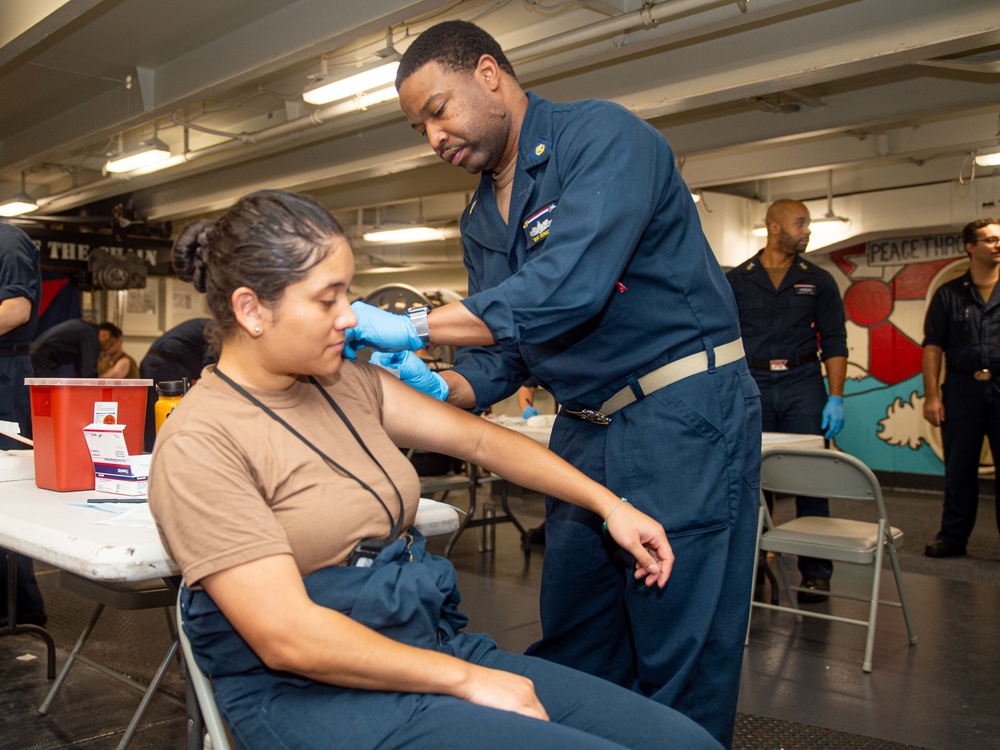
[406,305,432,347]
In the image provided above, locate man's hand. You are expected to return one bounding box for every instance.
[371,351,449,401]
[821,395,845,439]
[344,301,424,360]
[522,405,540,419]
[923,395,945,427]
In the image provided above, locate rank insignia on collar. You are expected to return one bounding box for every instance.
[468,199,477,215]
[799,262,808,270]
[535,143,546,156]
[746,261,755,270]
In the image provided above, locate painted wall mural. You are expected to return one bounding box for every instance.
[813,235,970,477]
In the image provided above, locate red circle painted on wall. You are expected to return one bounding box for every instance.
[844,279,894,326]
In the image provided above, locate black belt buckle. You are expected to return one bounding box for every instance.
[565,408,611,425]
[974,368,992,382]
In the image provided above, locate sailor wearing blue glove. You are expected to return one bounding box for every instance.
[726,199,848,603]
[371,350,450,402]
[821,395,845,439]
[367,22,764,748]
[518,382,541,419]
[343,301,426,359]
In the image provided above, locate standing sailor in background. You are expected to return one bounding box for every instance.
[0,222,47,627]
[922,218,1000,558]
[726,199,848,602]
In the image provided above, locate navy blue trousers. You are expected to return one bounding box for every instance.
[753,363,832,579]
[526,362,761,747]
[0,355,45,620]
[938,374,1000,547]
[181,534,720,750]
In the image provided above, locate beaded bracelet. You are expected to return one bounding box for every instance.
[602,497,629,531]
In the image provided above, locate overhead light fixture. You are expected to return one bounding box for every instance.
[751,223,768,238]
[303,60,400,106]
[0,193,39,218]
[975,147,1000,167]
[690,190,702,203]
[362,225,460,243]
[0,173,39,217]
[808,170,851,249]
[105,136,172,174]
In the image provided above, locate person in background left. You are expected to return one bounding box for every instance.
[0,222,47,628]
[97,322,139,378]
[30,319,102,378]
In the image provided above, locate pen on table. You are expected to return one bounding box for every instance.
[87,498,148,504]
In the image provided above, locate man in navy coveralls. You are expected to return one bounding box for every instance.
[345,21,761,746]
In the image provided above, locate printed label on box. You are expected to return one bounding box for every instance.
[94,402,119,425]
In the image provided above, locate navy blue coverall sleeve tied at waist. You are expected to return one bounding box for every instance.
[451,92,762,746]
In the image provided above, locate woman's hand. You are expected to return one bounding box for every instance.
[456,664,549,721]
[604,503,674,588]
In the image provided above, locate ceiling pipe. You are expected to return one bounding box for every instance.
[35,0,772,212]
[509,0,736,64]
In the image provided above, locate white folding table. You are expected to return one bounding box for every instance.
[0,478,457,749]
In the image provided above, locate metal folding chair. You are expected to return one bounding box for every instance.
[39,573,180,749]
[746,447,917,672]
[176,590,233,750]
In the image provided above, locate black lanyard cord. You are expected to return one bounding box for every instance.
[213,367,404,540]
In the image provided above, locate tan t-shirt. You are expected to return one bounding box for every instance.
[148,361,421,586]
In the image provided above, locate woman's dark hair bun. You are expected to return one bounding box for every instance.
[171,219,214,293]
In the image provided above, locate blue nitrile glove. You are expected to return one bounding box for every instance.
[344,301,424,360]
[821,396,844,439]
[371,351,449,401]
[522,405,541,419]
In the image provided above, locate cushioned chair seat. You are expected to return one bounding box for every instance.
[761,517,904,562]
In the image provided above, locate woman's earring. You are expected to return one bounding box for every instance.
[254,326,261,334]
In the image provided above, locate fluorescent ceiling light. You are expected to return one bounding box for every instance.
[105,138,172,173]
[975,148,1000,167]
[303,61,400,106]
[807,215,851,249]
[0,193,39,217]
[363,225,460,243]
[750,215,851,245]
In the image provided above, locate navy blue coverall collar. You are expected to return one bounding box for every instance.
[737,248,820,294]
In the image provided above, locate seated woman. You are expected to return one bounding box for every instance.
[149,189,720,750]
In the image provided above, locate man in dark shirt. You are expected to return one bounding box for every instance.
[30,319,101,378]
[726,199,848,602]
[922,218,1000,558]
[0,222,47,627]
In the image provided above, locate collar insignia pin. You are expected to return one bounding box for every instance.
[535,143,545,156]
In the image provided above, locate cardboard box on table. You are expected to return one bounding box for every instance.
[83,423,150,496]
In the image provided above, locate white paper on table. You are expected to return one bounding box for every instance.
[93,504,157,529]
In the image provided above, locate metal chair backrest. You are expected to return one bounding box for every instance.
[761,447,889,519]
